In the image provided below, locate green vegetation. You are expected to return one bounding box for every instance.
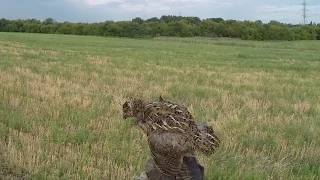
[0,32,319,179]
[1,16,320,40]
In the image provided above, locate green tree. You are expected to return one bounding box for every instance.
[132,17,144,25]
[145,17,159,23]
[4,23,18,32]
[0,18,9,31]
[43,18,56,25]
[0,16,319,41]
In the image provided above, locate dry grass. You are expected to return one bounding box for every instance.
[0,32,319,179]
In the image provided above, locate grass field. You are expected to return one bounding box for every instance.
[0,32,320,180]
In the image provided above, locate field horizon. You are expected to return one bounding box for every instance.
[0,32,319,179]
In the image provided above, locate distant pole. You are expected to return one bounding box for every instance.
[302,0,308,25]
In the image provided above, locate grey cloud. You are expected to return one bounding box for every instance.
[0,0,319,24]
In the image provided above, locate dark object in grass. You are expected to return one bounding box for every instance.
[133,156,204,180]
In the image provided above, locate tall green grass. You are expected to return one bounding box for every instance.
[0,32,319,179]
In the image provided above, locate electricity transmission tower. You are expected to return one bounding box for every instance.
[301,0,308,25]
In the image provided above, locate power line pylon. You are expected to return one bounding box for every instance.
[302,0,308,25]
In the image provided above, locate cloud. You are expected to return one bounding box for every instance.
[80,0,210,6]
[61,0,320,23]
[309,5,320,15]
[259,5,300,14]
[83,0,123,5]
[118,2,171,13]
[67,0,245,18]
[1,0,319,23]
[70,0,237,9]
[254,4,320,23]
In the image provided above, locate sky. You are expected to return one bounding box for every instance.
[1,0,320,24]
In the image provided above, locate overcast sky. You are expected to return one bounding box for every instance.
[1,0,320,24]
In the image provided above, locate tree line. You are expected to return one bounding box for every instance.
[1,16,320,41]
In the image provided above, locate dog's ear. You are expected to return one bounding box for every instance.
[159,95,165,102]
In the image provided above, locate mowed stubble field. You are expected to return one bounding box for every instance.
[0,32,320,179]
